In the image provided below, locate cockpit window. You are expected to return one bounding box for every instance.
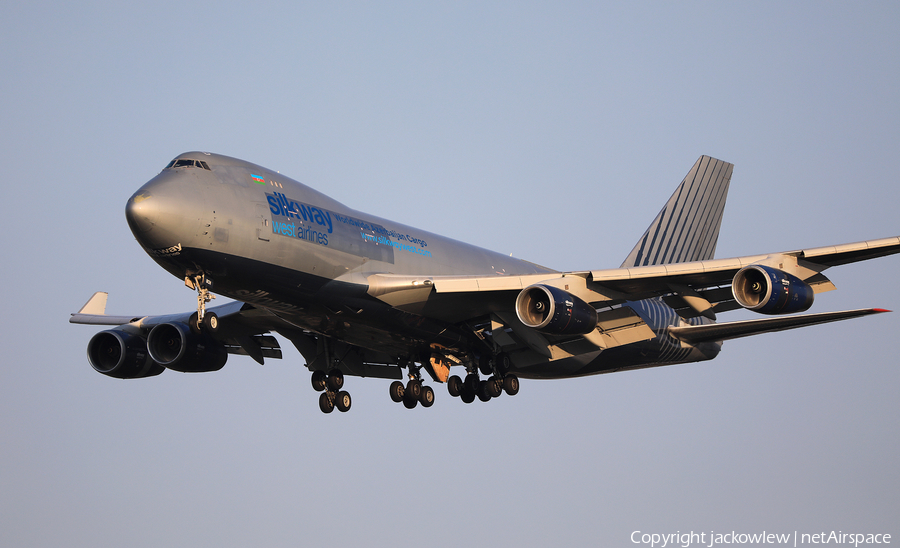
[165,158,212,170]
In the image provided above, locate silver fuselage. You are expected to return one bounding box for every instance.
[125,152,719,378]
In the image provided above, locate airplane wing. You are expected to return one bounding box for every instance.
[71,292,404,380]
[70,292,283,365]
[589,236,900,295]
[367,236,900,321]
[369,237,899,366]
[586,236,900,317]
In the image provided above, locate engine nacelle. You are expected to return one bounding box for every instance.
[87,329,165,379]
[515,284,598,335]
[732,265,815,314]
[146,322,227,373]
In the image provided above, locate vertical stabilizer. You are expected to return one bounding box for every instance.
[621,156,733,267]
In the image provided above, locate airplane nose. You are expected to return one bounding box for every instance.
[125,172,204,251]
[125,190,158,234]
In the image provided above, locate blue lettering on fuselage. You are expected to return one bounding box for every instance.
[266,192,333,233]
[272,221,296,237]
[264,191,430,260]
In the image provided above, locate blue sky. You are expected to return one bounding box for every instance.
[1,2,898,546]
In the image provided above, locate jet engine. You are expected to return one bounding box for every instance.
[146,322,227,372]
[732,265,815,314]
[87,329,165,379]
[515,284,598,335]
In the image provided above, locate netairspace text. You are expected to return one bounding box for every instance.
[631,530,891,548]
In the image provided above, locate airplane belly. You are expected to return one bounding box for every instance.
[174,247,475,356]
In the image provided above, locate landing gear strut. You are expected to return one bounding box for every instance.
[186,273,218,334]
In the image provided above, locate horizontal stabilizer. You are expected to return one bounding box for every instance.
[668,308,889,344]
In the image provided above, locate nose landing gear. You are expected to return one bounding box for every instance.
[185,273,218,334]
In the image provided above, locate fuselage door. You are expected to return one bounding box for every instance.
[256,202,271,241]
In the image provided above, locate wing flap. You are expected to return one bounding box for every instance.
[585,307,656,347]
[224,335,283,364]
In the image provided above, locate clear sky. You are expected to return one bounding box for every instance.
[1,2,898,546]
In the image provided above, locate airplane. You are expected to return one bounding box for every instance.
[71,153,900,413]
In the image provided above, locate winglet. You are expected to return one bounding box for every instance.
[70,292,141,325]
[78,292,109,315]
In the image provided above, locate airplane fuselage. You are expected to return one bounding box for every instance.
[125,152,720,379]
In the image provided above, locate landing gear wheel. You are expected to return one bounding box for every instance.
[460,387,476,404]
[327,369,344,391]
[496,353,511,375]
[477,380,492,402]
[389,380,405,403]
[447,375,462,397]
[479,354,492,376]
[188,312,202,335]
[420,385,435,407]
[464,373,479,394]
[319,391,335,413]
[487,376,503,398]
[311,370,327,392]
[202,312,219,333]
[403,392,418,409]
[503,374,519,396]
[335,391,352,412]
[406,379,422,400]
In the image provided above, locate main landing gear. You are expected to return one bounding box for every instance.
[446,353,519,404]
[389,364,435,410]
[390,353,519,408]
[447,372,518,403]
[311,369,352,413]
[389,378,436,409]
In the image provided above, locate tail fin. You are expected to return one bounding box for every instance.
[621,155,733,268]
